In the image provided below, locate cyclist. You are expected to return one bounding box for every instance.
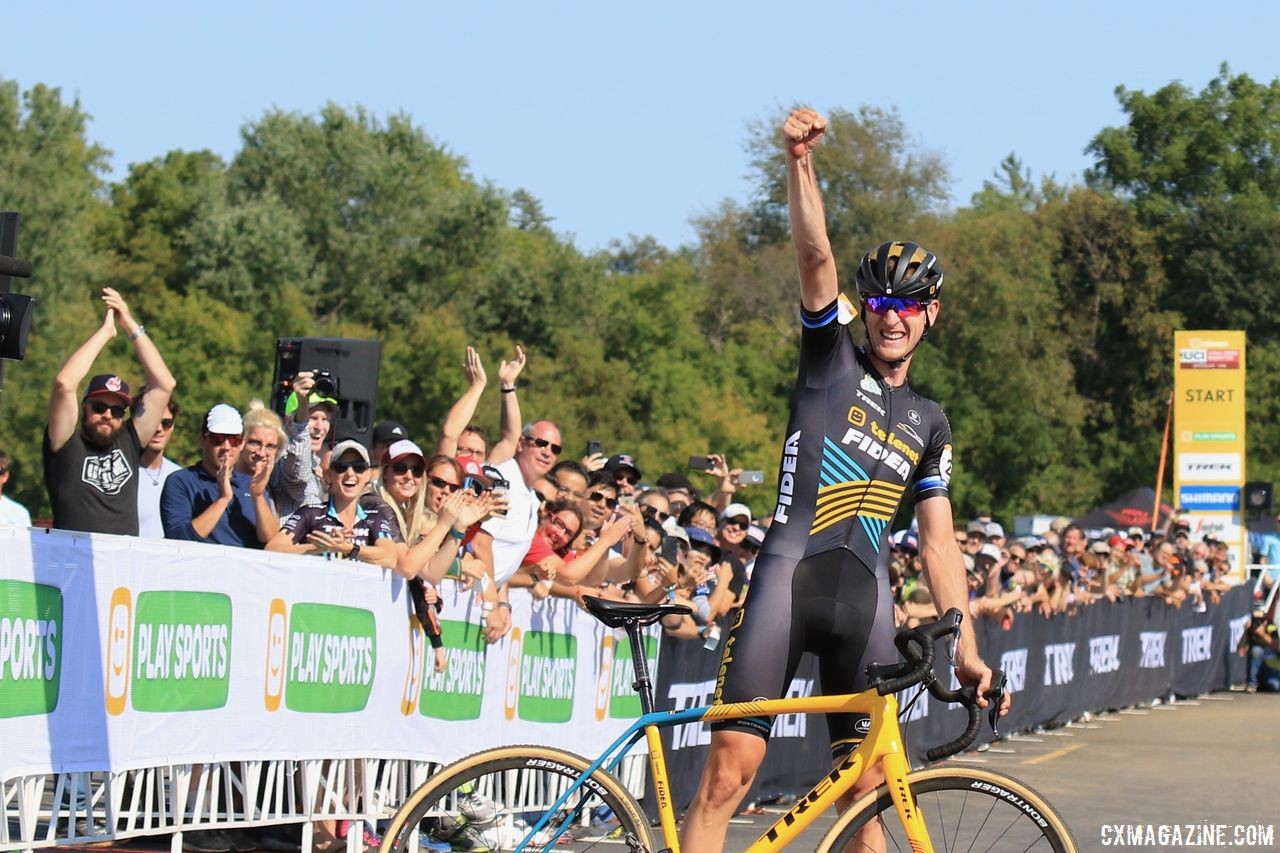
[680,108,1007,853]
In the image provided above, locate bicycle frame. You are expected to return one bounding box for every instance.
[522,689,935,853]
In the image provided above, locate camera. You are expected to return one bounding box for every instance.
[310,368,340,400]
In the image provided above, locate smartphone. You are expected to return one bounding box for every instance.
[688,455,715,471]
[659,536,684,565]
[618,494,637,510]
[586,439,603,457]
[736,470,765,485]
[484,467,510,518]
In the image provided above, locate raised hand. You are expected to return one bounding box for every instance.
[101,288,140,336]
[497,345,526,388]
[463,346,487,388]
[249,459,271,498]
[782,108,828,159]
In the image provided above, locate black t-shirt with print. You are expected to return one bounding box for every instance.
[43,423,143,536]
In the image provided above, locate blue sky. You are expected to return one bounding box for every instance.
[8,2,1279,252]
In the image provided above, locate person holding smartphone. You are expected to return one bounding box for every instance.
[680,109,1003,853]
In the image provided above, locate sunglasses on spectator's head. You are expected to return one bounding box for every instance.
[589,491,618,509]
[331,459,370,474]
[391,461,426,477]
[428,475,460,492]
[204,432,242,447]
[863,295,927,317]
[523,435,562,455]
[90,401,127,418]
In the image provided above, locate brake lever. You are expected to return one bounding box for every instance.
[986,670,1008,740]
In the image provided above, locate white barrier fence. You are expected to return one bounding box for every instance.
[0,527,654,850]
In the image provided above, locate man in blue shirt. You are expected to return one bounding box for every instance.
[161,404,276,547]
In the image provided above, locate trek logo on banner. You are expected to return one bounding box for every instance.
[0,580,62,718]
[420,618,487,720]
[510,630,577,723]
[283,603,376,713]
[1178,453,1242,482]
[1178,485,1240,512]
[105,588,232,714]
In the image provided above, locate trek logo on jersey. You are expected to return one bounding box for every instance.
[774,430,801,525]
[1138,632,1167,669]
[285,603,376,712]
[999,648,1027,693]
[855,390,886,417]
[82,450,133,496]
[859,374,881,396]
[1180,626,1212,665]
[838,423,918,480]
[607,634,658,719]
[1043,642,1075,686]
[421,618,487,720]
[516,630,577,723]
[131,591,232,713]
[1088,635,1121,675]
[0,581,62,718]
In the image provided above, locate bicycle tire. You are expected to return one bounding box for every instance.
[381,745,656,853]
[817,767,1076,852]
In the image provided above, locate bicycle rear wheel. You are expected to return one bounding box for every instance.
[818,767,1076,852]
[381,745,655,853]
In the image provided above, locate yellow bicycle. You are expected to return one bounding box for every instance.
[382,599,1076,852]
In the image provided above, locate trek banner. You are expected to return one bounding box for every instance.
[0,527,654,780]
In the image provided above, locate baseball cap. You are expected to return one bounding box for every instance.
[330,439,370,465]
[84,374,132,404]
[1127,526,1145,541]
[665,525,691,548]
[745,525,766,547]
[383,439,425,465]
[283,389,339,416]
[966,520,986,535]
[686,526,722,562]
[1108,534,1127,549]
[1090,540,1111,554]
[719,502,752,524]
[202,404,243,436]
[373,420,408,446]
[985,522,1005,539]
[977,543,1001,562]
[605,454,642,480]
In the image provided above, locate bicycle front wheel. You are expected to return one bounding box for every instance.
[381,745,656,853]
[818,767,1076,852]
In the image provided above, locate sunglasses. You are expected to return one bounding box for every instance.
[159,418,175,430]
[722,519,750,531]
[863,295,927,317]
[391,461,426,477]
[428,475,460,493]
[589,491,618,509]
[642,506,670,523]
[615,473,639,486]
[331,459,370,474]
[524,435,562,454]
[204,433,243,447]
[90,401,127,418]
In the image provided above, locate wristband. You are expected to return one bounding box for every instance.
[449,528,466,540]
[481,602,495,615]
[500,386,517,393]
[129,325,147,341]
[497,601,513,612]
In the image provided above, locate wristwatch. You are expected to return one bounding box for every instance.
[348,542,362,561]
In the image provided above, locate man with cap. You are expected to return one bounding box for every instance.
[715,503,753,606]
[605,453,642,497]
[267,440,400,567]
[276,370,340,517]
[371,420,409,469]
[160,405,277,548]
[44,287,176,536]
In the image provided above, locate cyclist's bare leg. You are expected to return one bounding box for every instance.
[679,730,767,853]
[835,762,885,853]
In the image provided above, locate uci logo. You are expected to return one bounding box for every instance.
[400,616,425,716]
[104,587,133,716]
[263,598,288,711]
[503,627,524,721]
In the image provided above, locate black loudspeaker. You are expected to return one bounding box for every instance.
[0,292,35,360]
[271,338,382,445]
[1244,481,1273,517]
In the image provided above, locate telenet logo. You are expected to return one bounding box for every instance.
[105,587,133,716]
[400,616,424,717]
[263,598,288,711]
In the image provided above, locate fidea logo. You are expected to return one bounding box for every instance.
[105,589,233,714]
[0,580,63,718]
[605,634,657,720]
[504,629,577,723]
[419,618,487,720]
[285,603,376,713]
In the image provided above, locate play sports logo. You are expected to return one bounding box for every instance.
[503,628,577,723]
[419,618,487,720]
[105,588,233,714]
[0,580,63,718]
[277,602,377,713]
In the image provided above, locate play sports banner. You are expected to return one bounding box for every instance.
[1173,330,1247,578]
[0,526,655,779]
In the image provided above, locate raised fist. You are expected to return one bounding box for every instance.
[782,108,828,158]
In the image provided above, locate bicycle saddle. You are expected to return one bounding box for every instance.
[581,595,692,629]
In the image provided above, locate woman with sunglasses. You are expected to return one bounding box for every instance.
[682,109,1003,853]
[392,449,495,589]
[267,441,399,567]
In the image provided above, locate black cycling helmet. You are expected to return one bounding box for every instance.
[855,241,944,301]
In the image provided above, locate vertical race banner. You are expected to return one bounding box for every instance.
[1173,331,1247,578]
